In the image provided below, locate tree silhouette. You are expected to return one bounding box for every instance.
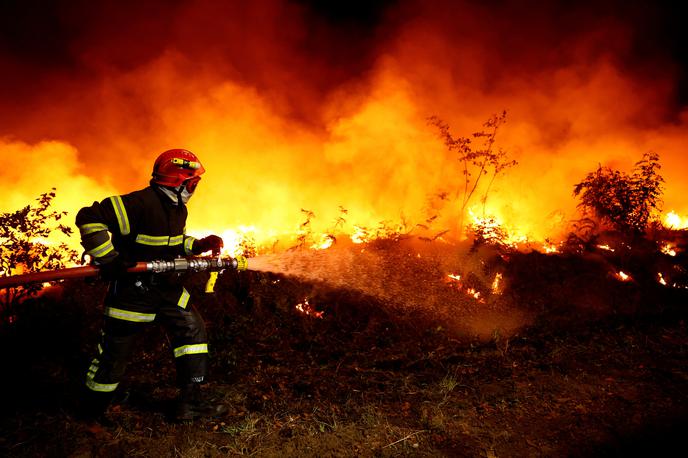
[573,152,664,236]
[0,189,79,316]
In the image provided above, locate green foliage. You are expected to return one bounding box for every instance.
[428,111,517,234]
[573,152,664,235]
[0,189,79,313]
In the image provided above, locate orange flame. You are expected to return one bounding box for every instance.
[295,298,324,319]
[0,2,686,256]
[445,273,488,303]
[597,244,615,252]
[542,243,560,254]
[664,211,688,230]
[466,288,481,300]
[615,271,632,282]
[491,273,503,295]
[468,209,529,248]
[660,243,677,257]
[447,273,462,282]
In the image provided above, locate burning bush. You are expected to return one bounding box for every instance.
[573,152,664,236]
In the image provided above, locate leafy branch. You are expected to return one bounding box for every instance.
[573,152,664,236]
[428,111,517,235]
[0,189,79,314]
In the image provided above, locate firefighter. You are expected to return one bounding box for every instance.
[76,149,226,422]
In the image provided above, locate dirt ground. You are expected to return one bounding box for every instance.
[0,239,687,457]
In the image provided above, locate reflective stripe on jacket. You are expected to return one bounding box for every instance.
[76,186,196,263]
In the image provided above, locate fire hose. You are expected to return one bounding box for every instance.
[0,255,249,291]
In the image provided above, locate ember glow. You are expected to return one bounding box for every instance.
[543,243,560,254]
[350,227,369,245]
[311,235,335,251]
[661,243,678,257]
[444,273,488,303]
[616,271,632,282]
[447,274,462,282]
[295,298,324,319]
[467,209,528,248]
[466,288,482,301]
[491,273,503,295]
[597,244,615,252]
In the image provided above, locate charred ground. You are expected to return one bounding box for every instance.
[0,235,687,457]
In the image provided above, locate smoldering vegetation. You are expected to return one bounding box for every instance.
[1,230,687,456]
[244,227,688,340]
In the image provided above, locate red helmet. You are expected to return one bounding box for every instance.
[152,149,205,190]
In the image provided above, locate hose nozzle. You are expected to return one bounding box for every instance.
[234,255,248,271]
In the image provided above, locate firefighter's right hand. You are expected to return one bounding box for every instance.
[193,235,224,255]
[97,256,135,281]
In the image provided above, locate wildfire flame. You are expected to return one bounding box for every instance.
[311,235,335,251]
[656,273,688,290]
[616,271,632,282]
[660,243,677,257]
[295,298,324,319]
[1,1,687,271]
[491,273,503,294]
[664,211,688,230]
[351,226,369,245]
[445,273,488,303]
[543,243,559,254]
[468,209,529,248]
[216,226,260,257]
[466,288,482,300]
[597,244,615,252]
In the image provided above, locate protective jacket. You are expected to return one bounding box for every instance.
[76,185,208,396]
[76,185,197,265]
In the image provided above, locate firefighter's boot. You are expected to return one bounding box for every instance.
[77,388,115,426]
[174,383,228,421]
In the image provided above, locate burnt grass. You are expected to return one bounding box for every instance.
[1,236,687,457]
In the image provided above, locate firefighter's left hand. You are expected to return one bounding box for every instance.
[193,235,224,255]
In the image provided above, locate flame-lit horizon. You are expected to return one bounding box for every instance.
[1,0,687,253]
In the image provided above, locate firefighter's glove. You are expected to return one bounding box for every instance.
[193,235,224,255]
[97,256,135,281]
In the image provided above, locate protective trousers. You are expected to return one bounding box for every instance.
[84,279,208,402]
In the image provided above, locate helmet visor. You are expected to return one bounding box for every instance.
[185,176,201,193]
